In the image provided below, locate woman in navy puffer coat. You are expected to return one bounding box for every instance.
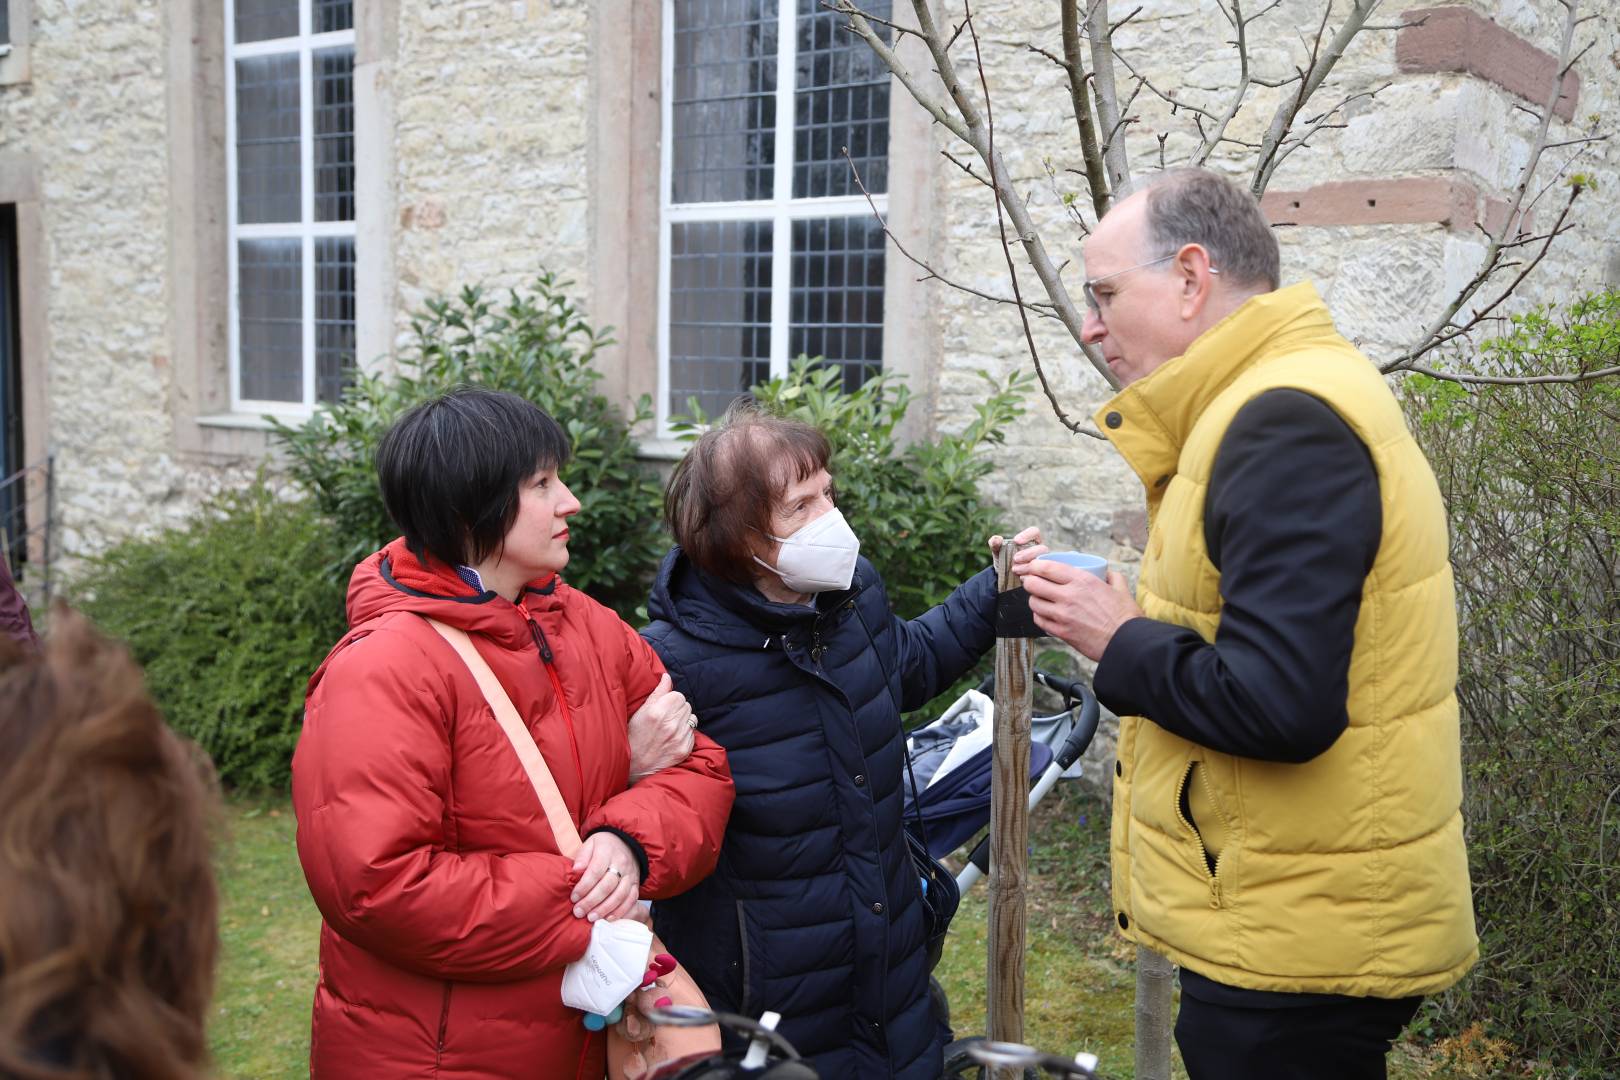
[642,405,1041,1079]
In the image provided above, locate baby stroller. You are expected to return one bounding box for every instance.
[902,670,1103,1077]
[904,669,1101,899]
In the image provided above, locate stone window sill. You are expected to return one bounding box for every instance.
[195,412,285,432]
[635,437,689,463]
[0,43,28,86]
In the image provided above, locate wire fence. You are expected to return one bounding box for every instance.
[1,454,55,612]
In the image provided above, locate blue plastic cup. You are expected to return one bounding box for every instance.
[1036,551,1109,581]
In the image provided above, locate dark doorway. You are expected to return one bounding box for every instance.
[0,204,25,568]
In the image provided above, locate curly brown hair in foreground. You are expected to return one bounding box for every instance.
[0,605,220,1080]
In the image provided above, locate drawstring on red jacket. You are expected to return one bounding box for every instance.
[524,610,589,817]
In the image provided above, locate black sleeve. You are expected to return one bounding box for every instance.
[1092,389,1381,763]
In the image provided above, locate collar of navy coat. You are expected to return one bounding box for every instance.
[648,546,873,652]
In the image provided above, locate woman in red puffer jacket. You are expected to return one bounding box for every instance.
[292,388,733,1080]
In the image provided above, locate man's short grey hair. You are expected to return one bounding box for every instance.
[1125,168,1280,291]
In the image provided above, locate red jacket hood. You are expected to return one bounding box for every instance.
[346,537,566,641]
[309,539,569,697]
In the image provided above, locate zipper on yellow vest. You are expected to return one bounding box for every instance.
[1174,761,1223,910]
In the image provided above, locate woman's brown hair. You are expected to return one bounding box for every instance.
[0,606,220,1080]
[665,400,833,585]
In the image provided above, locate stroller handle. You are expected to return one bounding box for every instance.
[963,676,1102,878]
[1043,676,1100,773]
[975,670,1101,773]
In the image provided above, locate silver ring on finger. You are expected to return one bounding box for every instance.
[686,716,698,729]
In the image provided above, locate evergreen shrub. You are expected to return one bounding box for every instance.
[273,272,665,619]
[1405,292,1620,1074]
[76,484,348,791]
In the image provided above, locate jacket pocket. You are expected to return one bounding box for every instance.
[434,982,452,1072]
[1174,761,1226,908]
[735,900,757,1017]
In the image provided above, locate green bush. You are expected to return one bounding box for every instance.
[77,484,348,791]
[678,358,1032,716]
[272,272,665,620]
[1404,292,1620,1075]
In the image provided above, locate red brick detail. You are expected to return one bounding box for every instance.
[1397,6,1580,121]
[1260,177,1532,236]
[1110,507,1149,552]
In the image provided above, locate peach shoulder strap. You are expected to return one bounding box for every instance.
[422,616,583,857]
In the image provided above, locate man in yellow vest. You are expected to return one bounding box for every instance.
[1018,167,1477,1079]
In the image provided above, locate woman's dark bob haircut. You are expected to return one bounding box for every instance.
[376,386,571,568]
[665,399,831,585]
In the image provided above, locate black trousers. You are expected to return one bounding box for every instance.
[1175,987,1422,1080]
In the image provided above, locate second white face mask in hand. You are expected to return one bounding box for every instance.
[754,507,862,593]
[561,918,653,1015]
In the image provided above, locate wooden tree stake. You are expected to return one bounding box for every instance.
[1134,946,1176,1080]
[988,544,1033,1078]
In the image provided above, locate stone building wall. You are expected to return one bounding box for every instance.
[0,0,264,563]
[389,0,594,329]
[0,0,1613,594]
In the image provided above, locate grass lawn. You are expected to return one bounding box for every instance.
[211,797,320,1078]
[210,786,1477,1079]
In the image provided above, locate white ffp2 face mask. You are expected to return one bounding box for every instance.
[753,508,861,594]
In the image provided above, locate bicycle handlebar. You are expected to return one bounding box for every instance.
[967,1040,1100,1078]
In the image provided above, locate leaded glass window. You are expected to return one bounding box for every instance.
[227,0,357,411]
[661,0,892,423]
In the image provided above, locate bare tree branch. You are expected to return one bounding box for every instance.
[1191,0,1261,165]
[1110,5,1145,36]
[1385,185,1583,371]
[1044,157,1094,237]
[1086,0,1132,190]
[909,0,992,134]
[841,146,1063,322]
[1521,137,1604,219]
[836,0,1111,398]
[1101,77,1147,162]
[1251,69,1305,88]
[1018,41,1072,70]
[1110,48,1223,123]
[1385,0,1584,372]
[1395,362,1620,387]
[821,0,921,40]
[830,2,972,142]
[943,148,995,189]
[1562,38,1595,75]
[1063,0,1112,216]
[1251,0,1381,195]
[1185,0,1283,163]
[1543,134,1610,152]
[1265,83,1389,174]
[966,0,1103,438]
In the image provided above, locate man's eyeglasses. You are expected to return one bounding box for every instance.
[1082,253,1219,314]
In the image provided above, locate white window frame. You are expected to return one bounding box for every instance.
[224,1,357,418]
[0,0,34,85]
[656,0,889,437]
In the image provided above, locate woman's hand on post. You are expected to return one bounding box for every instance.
[988,525,1047,563]
[626,673,698,782]
[571,833,642,923]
